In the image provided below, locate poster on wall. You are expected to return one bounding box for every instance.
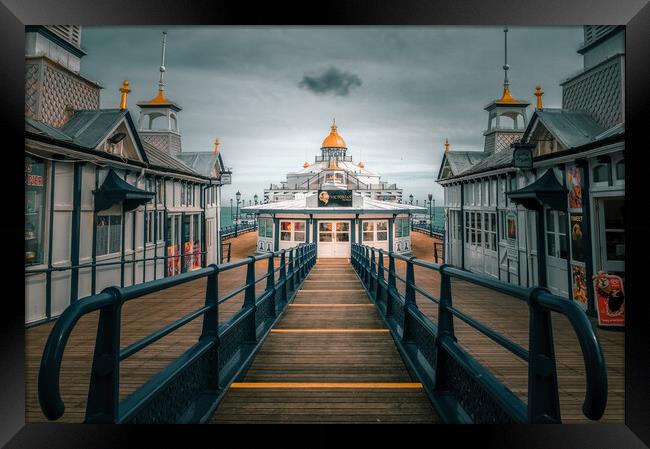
[318,189,352,207]
[506,211,518,261]
[570,213,585,262]
[193,242,201,269]
[184,242,194,272]
[571,264,588,311]
[167,245,180,276]
[567,165,583,209]
[593,271,625,327]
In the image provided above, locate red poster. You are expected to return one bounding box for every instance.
[184,242,193,272]
[193,242,201,269]
[593,271,625,327]
[167,245,180,276]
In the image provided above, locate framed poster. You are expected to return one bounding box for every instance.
[506,211,518,260]
[570,213,585,262]
[571,264,588,311]
[593,271,625,327]
[318,189,352,207]
[567,164,583,209]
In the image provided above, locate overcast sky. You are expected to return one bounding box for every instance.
[81,26,584,203]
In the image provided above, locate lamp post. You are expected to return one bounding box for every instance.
[428,193,433,237]
[254,194,258,205]
[235,191,241,237]
[409,194,414,205]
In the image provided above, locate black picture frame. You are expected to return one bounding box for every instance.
[2,0,649,447]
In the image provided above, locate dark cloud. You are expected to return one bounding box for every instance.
[298,67,362,96]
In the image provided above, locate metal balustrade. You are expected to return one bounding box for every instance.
[220,223,257,240]
[38,242,316,424]
[351,243,608,424]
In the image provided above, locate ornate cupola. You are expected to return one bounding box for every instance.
[320,119,348,161]
[483,28,529,154]
[137,31,183,156]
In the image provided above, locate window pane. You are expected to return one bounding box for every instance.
[376,231,388,241]
[336,222,350,232]
[376,221,388,231]
[558,211,567,235]
[363,221,373,231]
[97,216,109,255]
[319,222,332,232]
[603,198,624,229]
[336,232,349,242]
[259,220,265,236]
[559,233,567,259]
[547,232,556,257]
[546,209,554,232]
[319,232,332,242]
[294,221,305,231]
[25,156,47,265]
[109,215,122,254]
[593,164,608,183]
[616,160,625,180]
[280,231,292,241]
[294,231,305,242]
[605,230,625,261]
[281,221,292,231]
[266,221,273,238]
[363,232,374,242]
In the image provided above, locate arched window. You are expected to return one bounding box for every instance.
[593,164,609,183]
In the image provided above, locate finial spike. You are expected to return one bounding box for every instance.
[119,80,131,110]
[158,31,168,91]
[534,85,544,110]
[444,138,449,153]
[213,138,220,155]
[503,27,510,89]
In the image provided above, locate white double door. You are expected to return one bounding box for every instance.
[318,220,351,258]
[545,209,569,297]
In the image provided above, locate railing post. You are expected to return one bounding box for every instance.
[287,248,295,293]
[527,287,561,423]
[244,256,257,342]
[279,250,288,304]
[434,265,457,392]
[369,248,376,297]
[402,257,417,341]
[85,286,122,423]
[265,254,277,317]
[434,241,439,264]
[386,252,396,318]
[363,247,370,286]
[375,250,385,306]
[200,265,220,340]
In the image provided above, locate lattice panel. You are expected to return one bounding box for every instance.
[563,58,622,129]
[495,133,521,153]
[141,134,168,152]
[25,63,41,120]
[40,63,100,127]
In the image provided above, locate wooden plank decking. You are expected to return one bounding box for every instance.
[210,259,439,424]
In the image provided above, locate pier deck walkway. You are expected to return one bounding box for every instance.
[210,259,439,424]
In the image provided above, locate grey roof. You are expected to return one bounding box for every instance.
[60,109,127,148]
[533,109,605,149]
[459,147,515,177]
[443,151,487,176]
[141,141,198,174]
[175,152,220,177]
[26,118,72,142]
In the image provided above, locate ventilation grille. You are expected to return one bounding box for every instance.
[45,25,82,48]
[583,26,617,47]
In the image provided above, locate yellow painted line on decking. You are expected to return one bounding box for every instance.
[271,329,389,333]
[230,382,422,389]
[288,304,374,307]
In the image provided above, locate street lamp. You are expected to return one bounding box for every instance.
[409,194,413,205]
[428,193,433,237]
[254,194,258,205]
[235,191,241,237]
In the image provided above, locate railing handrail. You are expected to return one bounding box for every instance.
[350,242,608,423]
[38,242,316,422]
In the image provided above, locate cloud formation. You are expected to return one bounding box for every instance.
[298,67,362,96]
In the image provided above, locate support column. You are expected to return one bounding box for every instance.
[70,162,84,303]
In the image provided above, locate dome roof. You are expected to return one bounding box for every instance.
[321,119,347,148]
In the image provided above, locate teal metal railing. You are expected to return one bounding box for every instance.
[351,243,607,424]
[39,243,316,423]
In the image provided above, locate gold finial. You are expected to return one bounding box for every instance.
[444,138,449,153]
[213,138,220,155]
[357,161,365,168]
[303,161,310,168]
[534,85,544,109]
[331,117,337,131]
[119,80,131,110]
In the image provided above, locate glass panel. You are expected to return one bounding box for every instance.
[559,233,568,259]
[281,221,292,231]
[363,232,374,242]
[593,164,608,183]
[336,232,350,242]
[294,221,305,231]
[491,233,497,250]
[294,231,305,242]
[557,211,567,235]
[616,160,625,180]
[336,222,350,232]
[280,231,292,241]
[363,221,374,231]
[376,231,388,241]
[96,216,109,255]
[605,230,625,261]
[490,213,496,232]
[546,209,554,232]
[25,156,47,265]
[603,198,624,229]
[547,232,556,257]
[476,213,481,229]
[319,222,332,232]
[266,220,273,238]
[109,215,122,254]
[258,219,265,236]
[376,221,388,231]
[319,232,332,242]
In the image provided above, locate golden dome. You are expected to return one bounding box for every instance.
[321,119,347,148]
[303,161,310,168]
[357,161,365,168]
[495,86,527,105]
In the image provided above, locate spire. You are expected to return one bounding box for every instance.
[534,85,544,109]
[143,31,172,105]
[444,138,449,153]
[331,117,336,131]
[495,27,526,105]
[119,80,131,110]
[213,138,220,155]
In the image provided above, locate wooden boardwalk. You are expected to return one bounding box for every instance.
[210,259,439,424]
[25,231,623,424]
